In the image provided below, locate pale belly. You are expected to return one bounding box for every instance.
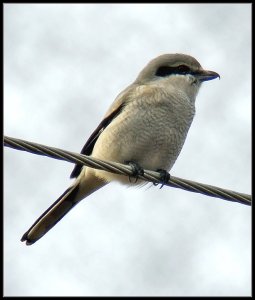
[89,104,193,184]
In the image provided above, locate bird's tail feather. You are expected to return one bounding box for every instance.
[21,176,106,245]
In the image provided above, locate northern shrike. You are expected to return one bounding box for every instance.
[21,53,219,245]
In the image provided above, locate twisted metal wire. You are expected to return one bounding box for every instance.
[4,135,251,206]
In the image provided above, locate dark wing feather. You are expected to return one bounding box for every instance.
[70,104,124,178]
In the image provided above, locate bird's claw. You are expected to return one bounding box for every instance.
[126,161,144,183]
[153,169,170,189]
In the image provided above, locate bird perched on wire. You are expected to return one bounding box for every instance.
[21,53,220,245]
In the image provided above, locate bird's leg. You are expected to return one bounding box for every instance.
[153,169,170,189]
[126,161,144,183]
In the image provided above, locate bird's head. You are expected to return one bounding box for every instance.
[135,53,220,101]
[136,53,219,84]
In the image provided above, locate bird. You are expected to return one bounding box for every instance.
[21,53,220,245]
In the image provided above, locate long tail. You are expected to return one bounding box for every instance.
[21,176,106,245]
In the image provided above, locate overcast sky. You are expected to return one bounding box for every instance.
[4,3,251,297]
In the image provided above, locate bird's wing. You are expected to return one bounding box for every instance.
[70,92,130,178]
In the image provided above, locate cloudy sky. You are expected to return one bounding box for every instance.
[4,3,251,296]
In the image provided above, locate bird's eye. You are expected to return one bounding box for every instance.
[155,65,191,77]
[177,65,190,74]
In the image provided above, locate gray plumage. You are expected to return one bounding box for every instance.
[21,53,219,245]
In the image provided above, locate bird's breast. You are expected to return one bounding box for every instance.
[91,87,195,181]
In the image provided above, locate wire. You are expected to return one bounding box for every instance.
[4,135,251,206]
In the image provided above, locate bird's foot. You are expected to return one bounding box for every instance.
[126,161,144,183]
[153,169,170,189]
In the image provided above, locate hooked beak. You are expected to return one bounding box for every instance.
[195,69,220,82]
